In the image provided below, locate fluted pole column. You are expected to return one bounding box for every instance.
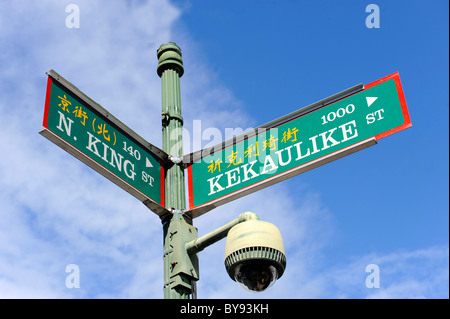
[157,43,197,299]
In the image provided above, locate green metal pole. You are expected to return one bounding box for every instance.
[157,43,198,299]
[157,42,185,210]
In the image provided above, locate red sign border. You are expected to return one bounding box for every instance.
[365,72,411,140]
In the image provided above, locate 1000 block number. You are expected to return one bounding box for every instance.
[321,104,356,125]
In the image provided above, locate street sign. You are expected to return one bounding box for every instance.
[40,70,169,216]
[187,72,411,217]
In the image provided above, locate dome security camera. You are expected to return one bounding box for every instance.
[224,217,286,292]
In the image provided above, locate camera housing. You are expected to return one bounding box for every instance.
[224,219,286,292]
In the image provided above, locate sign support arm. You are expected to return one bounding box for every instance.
[186,212,260,255]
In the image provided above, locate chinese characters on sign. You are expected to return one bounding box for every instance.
[187,72,411,212]
[41,73,165,209]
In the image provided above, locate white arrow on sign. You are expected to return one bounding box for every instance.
[366,96,378,107]
[146,157,153,168]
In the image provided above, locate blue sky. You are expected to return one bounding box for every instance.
[0,0,448,299]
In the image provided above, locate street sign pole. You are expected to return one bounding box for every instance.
[157,43,198,299]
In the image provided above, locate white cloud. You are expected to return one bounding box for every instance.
[0,0,179,299]
[310,245,449,299]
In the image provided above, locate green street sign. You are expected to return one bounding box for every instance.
[40,70,168,216]
[187,72,411,217]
